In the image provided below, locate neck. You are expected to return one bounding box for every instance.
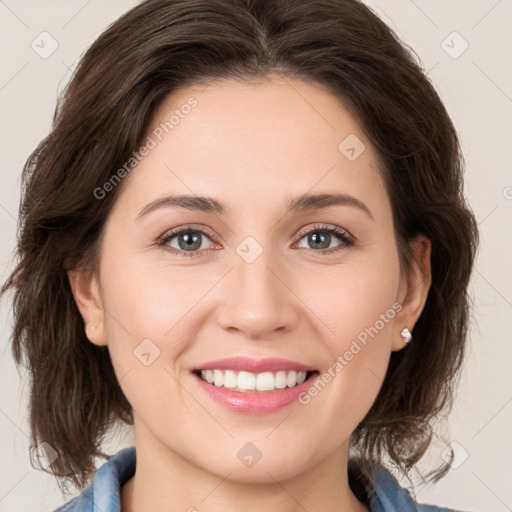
[121,423,369,512]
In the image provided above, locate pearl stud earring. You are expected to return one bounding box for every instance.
[400,327,412,343]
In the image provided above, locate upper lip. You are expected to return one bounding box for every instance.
[191,357,316,373]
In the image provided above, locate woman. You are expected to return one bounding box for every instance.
[1,0,479,510]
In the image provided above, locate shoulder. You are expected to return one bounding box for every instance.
[52,446,136,512]
[349,459,469,512]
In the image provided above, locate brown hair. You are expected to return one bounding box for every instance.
[1,0,479,493]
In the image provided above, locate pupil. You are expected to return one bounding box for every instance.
[177,231,331,251]
[179,232,201,251]
[310,232,329,249]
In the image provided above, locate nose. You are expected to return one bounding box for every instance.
[215,246,300,340]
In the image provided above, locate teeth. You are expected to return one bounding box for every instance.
[297,371,307,385]
[286,370,297,387]
[213,369,224,387]
[238,371,256,390]
[223,370,237,388]
[256,372,274,391]
[199,369,308,392]
[275,371,287,389]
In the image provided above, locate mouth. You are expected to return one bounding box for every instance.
[192,368,319,393]
[190,357,320,414]
[190,357,320,413]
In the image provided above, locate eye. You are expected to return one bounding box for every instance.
[295,224,354,254]
[157,225,217,258]
[157,223,355,258]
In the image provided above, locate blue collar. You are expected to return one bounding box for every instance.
[54,446,458,511]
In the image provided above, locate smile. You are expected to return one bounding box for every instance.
[197,369,310,392]
[191,357,320,413]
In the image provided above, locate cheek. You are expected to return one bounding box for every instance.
[97,249,227,417]
[301,248,400,417]
[97,256,196,427]
[306,248,401,354]
[99,247,215,345]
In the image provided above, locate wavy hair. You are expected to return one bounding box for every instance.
[1,0,479,492]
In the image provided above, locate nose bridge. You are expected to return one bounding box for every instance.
[216,236,298,339]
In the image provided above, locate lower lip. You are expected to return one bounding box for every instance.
[192,372,319,414]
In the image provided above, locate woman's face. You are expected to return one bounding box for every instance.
[75,76,430,482]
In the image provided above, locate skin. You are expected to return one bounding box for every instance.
[69,75,431,512]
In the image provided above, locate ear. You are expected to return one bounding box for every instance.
[67,268,108,346]
[392,234,432,351]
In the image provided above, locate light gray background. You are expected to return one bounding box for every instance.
[1,1,511,511]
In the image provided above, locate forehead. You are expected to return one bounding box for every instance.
[117,77,390,219]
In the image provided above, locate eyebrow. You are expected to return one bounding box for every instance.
[136,192,373,220]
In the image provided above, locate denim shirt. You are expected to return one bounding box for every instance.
[53,446,465,512]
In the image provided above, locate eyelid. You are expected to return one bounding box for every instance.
[156,224,220,258]
[295,223,353,242]
[157,222,355,257]
[293,223,355,253]
[158,224,218,244]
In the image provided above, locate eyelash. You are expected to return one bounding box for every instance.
[157,223,355,259]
